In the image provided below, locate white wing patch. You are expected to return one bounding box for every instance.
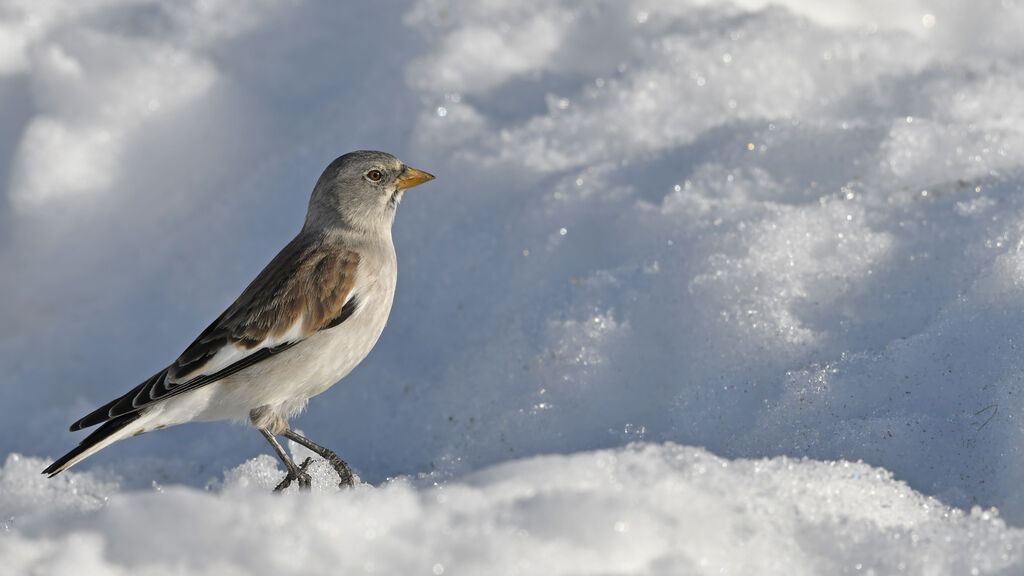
[349,289,368,319]
[168,318,307,384]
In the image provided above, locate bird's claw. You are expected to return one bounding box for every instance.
[273,456,313,492]
[322,450,355,489]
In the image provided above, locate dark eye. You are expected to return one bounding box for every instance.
[367,169,383,182]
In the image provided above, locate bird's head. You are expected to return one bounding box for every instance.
[306,150,434,233]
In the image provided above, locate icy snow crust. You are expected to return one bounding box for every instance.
[3,446,1022,575]
[3,0,1024,573]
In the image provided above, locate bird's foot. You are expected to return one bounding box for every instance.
[280,429,356,489]
[319,449,355,489]
[273,456,313,493]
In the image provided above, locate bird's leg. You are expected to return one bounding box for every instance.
[281,429,355,488]
[259,428,312,492]
[273,456,313,492]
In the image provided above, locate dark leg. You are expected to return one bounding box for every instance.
[281,429,355,488]
[259,428,312,492]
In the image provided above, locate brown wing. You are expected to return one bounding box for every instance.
[69,232,360,431]
[170,233,360,380]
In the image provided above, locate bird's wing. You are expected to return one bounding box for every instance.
[70,233,361,431]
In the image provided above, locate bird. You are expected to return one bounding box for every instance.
[42,150,434,491]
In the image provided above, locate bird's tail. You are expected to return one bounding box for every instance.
[42,412,143,477]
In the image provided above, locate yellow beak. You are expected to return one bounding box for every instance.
[395,167,435,190]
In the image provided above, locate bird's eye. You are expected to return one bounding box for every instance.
[367,170,383,182]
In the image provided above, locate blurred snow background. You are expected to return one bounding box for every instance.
[2,0,1024,573]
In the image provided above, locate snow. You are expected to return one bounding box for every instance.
[3,0,1024,573]
[3,446,1021,575]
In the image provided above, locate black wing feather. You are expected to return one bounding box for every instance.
[69,342,300,432]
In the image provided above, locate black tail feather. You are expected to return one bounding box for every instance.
[42,412,142,477]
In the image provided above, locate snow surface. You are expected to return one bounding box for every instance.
[3,0,1024,573]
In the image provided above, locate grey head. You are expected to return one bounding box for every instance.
[305,150,434,233]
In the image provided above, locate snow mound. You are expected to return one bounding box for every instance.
[5,444,1021,575]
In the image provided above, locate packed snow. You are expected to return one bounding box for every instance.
[2,0,1024,573]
